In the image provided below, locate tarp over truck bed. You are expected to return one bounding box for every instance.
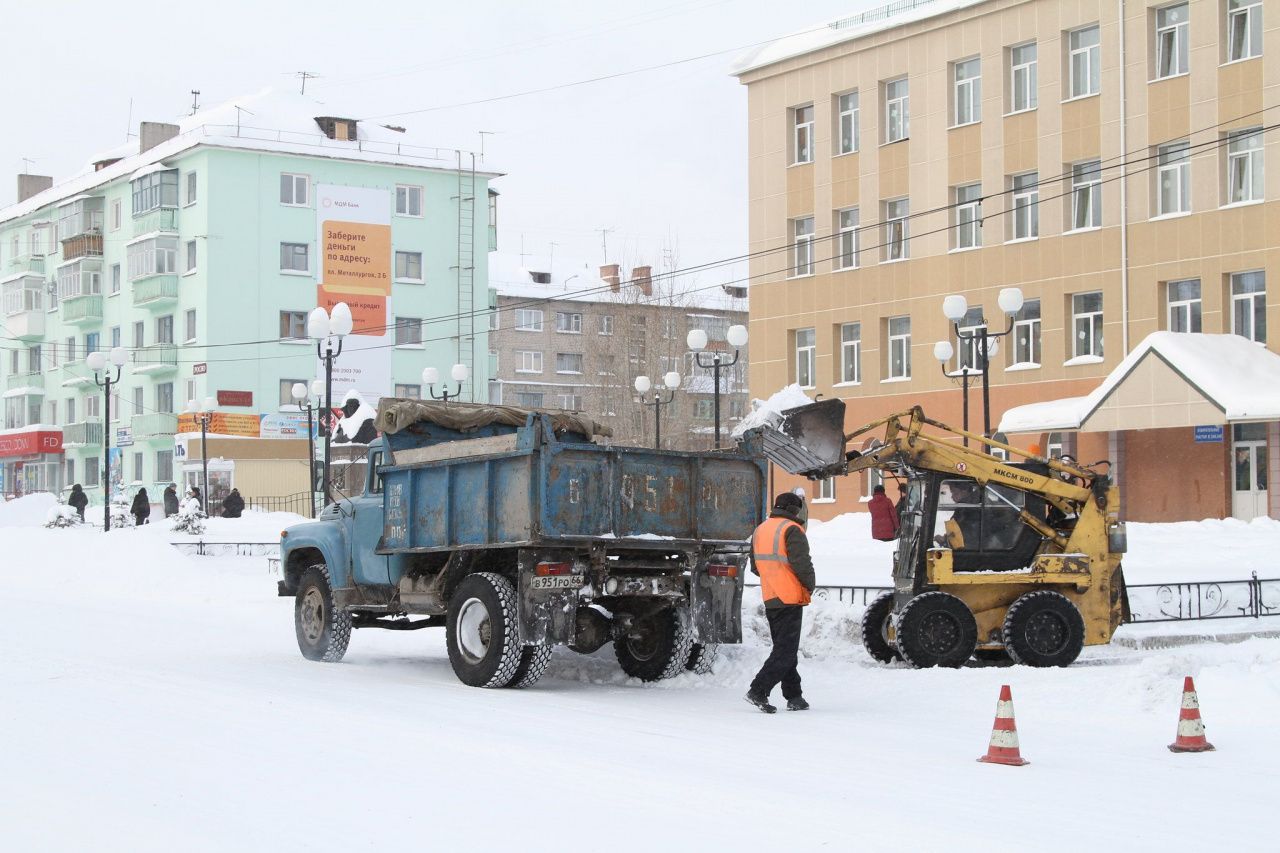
[375,399,611,440]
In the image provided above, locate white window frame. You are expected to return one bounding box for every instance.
[395,250,424,283]
[394,317,423,347]
[555,352,583,374]
[953,58,982,126]
[887,316,911,379]
[185,308,197,343]
[885,78,909,143]
[515,309,544,332]
[834,208,859,270]
[792,105,814,165]
[1166,279,1202,333]
[110,199,122,231]
[816,477,835,502]
[1155,4,1190,79]
[184,239,197,274]
[1072,292,1104,358]
[110,264,121,295]
[516,350,544,374]
[1231,271,1266,343]
[126,236,178,280]
[1010,172,1040,240]
[1227,0,1262,63]
[280,173,309,207]
[1227,128,1264,205]
[599,315,614,336]
[557,393,583,412]
[840,322,861,384]
[837,91,859,154]
[279,242,309,274]
[1157,140,1191,215]
[1012,299,1042,366]
[954,184,982,250]
[883,198,909,262]
[185,171,198,207]
[795,328,816,389]
[555,312,583,334]
[395,184,424,217]
[1070,161,1102,230]
[791,217,814,277]
[1010,42,1038,113]
[1068,25,1101,99]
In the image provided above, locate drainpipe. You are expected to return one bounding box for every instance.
[1118,0,1130,354]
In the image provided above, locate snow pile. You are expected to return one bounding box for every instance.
[731,383,813,438]
[44,504,81,528]
[171,498,207,535]
[0,492,59,527]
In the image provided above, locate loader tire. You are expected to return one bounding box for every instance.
[615,607,693,682]
[860,591,901,664]
[507,645,554,689]
[685,642,720,675]
[895,591,977,669]
[295,564,352,663]
[1003,590,1085,667]
[447,572,523,688]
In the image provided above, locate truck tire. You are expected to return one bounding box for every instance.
[295,564,352,663]
[685,642,720,675]
[895,591,977,669]
[446,572,523,688]
[615,608,693,682]
[1003,590,1085,667]
[860,591,901,664]
[507,645,554,689]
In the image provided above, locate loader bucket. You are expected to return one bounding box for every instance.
[759,399,848,477]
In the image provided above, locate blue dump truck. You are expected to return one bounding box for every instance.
[277,400,767,688]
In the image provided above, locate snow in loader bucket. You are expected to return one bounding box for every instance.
[755,398,849,478]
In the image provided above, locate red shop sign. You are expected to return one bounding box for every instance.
[217,390,254,407]
[0,429,63,458]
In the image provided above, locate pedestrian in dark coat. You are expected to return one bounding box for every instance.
[189,486,203,509]
[868,485,900,542]
[163,483,179,517]
[68,484,89,520]
[221,488,245,519]
[130,488,151,526]
[895,484,908,522]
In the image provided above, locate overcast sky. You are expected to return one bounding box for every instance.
[4,0,876,287]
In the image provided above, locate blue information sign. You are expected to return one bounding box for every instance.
[1193,425,1224,443]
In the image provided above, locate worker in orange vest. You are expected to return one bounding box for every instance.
[745,491,816,713]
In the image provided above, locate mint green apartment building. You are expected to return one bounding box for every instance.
[0,90,495,503]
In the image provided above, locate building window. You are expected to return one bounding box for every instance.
[156,315,174,345]
[792,105,814,164]
[556,312,583,334]
[156,450,173,483]
[833,207,859,270]
[110,264,121,295]
[280,173,309,206]
[517,350,544,373]
[394,383,421,399]
[394,317,423,346]
[795,328,815,388]
[1156,4,1189,78]
[395,251,423,282]
[127,237,177,280]
[599,315,614,335]
[515,309,544,331]
[132,322,144,348]
[279,310,307,340]
[694,399,714,420]
[817,477,835,501]
[1012,299,1042,366]
[1070,161,1102,230]
[840,322,861,383]
[85,457,99,487]
[515,392,544,408]
[887,316,911,379]
[185,240,197,273]
[953,58,981,126]
[156,382,174,414]
[1231,271,1266,343]
[185,380,196,407]
[111,200,122,231]
[557,394,584,411]
[1157,140,1191,214]
[1227,0,1262,63]
[1010,172,1040,240]
[884,78,909,142]
[1010,42,1038,112]
[185,171,198,206]
[132,452,143,483]
[488,309,499,331]
[1227,128,1264,204]
[1068,25,1101,98]
[791,217,814,276]
[279,379,306,407]
[133,387,144,417]
[883,198,909,261]
[185,309,197,343]
[1072,292,1104,358]
[280,243,309,273]
[837,91,859,154]
[131,170,178,215]
[954,184,982,249]
[1166,279,1202,332]
[555,352,583,374]
[396,184,424,217]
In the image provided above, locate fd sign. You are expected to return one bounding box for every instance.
[0,429,63,458]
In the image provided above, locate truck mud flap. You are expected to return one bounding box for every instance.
[690,563,743,644]
[517,554,581,646]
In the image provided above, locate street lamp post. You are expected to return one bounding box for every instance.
[308,303,353,507]
[87,347,128,532]
[940,288,1024,449]
[423,364,469,402]
[634,371,681,450]
[185,396,218,513]
[291,379,325,518]
[687,324,748,449]
[931,340,971,447]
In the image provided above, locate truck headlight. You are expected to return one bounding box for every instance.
[604,578,620,595]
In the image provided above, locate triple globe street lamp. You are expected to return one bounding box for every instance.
[308,302,353,507]
[686,323,748,449]
[291,379,326,518]
[934,287,1024,450]
[633,371,682,450]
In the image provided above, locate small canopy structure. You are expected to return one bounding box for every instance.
[999,332,1280,435]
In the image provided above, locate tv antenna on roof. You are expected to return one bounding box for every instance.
[478,130,495,162]
[20,157,37,172]
[190,90,201,115]
[295,71,320,94]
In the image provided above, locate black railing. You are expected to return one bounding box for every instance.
[244,493,315,516]
[170,541,280,557]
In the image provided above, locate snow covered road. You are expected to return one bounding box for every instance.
[3,521,1278,852]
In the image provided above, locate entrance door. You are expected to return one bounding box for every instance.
[1232,424,1269,519]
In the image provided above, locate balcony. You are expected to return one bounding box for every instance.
[132,412,177,440]
[61,294,103,324]
[59,361,93,388]
[61,233,104,262]
[131,344,178,375]
[2,275,47,339]
[132,275,179,307]
[4,372,45,392]
[132,207,178,237]
[63,420,104,447]
[6,255,45,275]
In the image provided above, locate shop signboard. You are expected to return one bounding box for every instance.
[0,429,63,458]
[1194,425,1224,443]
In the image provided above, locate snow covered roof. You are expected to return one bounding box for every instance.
[999,333,1280,434]
[731,0,989,77]
[2,88,500,226]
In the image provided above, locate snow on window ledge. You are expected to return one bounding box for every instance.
[811,498,835,504]
[1063,354,1105,367]
[1005,362,1041,372]
[880,376,911,384]
[832,380,862,388]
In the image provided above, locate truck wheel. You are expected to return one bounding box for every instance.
[615,608,693,682]
[295,564,352,663]
[895,591,976,669]
[447,572,523,688]
[685,642,720,675]
[860,591,901,664]
[507,645,554,689]
[1003,590,1085,667]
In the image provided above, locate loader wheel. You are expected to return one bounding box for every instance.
[685,642,720,675]
[447,572,523,688]
[860,592,901,664]
[895,592,977,669]
[295,564,352,663]
[1003,591,1085,667]
[615,607,693,682]
[507,645,555,689]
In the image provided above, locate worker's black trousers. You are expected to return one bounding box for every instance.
[749,605,804,701]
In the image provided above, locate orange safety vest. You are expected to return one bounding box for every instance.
[751,516,812,606]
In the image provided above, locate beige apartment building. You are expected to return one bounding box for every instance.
[734,0,1277,522]
[486,254,750,450]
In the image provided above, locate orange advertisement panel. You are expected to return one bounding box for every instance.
[317,286,387,338]
[178,413,261,438]
[321,219,391,295]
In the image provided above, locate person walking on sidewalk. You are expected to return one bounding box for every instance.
[745,492,815,714]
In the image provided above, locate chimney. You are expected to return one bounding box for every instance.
[314,116,358,140]
[93,158,122,172]
[139,121,180,153]
[16,174,53,203]
[631,265,653,297]
[600,264,621,292]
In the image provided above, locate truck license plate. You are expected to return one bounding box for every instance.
[530,576,582,590]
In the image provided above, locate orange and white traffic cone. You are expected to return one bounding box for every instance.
[1168,676,1215,753]
[977,685,1029,766]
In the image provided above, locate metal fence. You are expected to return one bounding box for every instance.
[245,493,315,516]
[170,541,280,557]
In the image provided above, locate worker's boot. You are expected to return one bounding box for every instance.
[786,697,810,711]
[744,692,777,714]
